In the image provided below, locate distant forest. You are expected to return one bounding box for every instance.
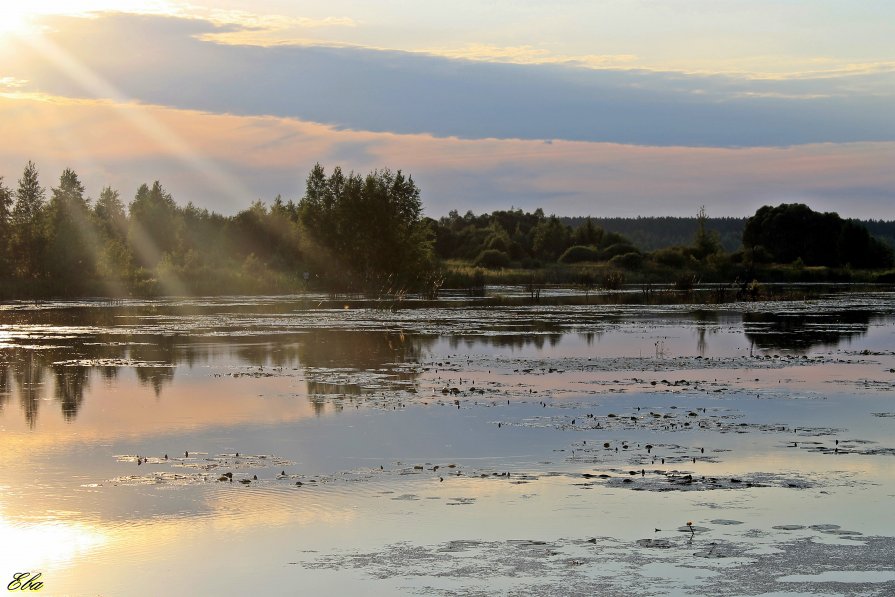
[563,216,895,252]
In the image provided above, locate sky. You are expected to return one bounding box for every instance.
[1,1,894,218]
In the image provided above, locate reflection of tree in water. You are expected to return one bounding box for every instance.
[97,366,119,382]
[1,348,92,426]
[0,364,10,414]
[295,330,432,414]
[0,327,437,423]
[0,336,179,425]
[14,351,45,429]
[52,365,90,421]
[312,330,427,367]
[134,366,175,397]
[448,333,564,351]
[743,311,872,352]
[579,331,605,346]
[129,337,177,397]
[693,310,720,357]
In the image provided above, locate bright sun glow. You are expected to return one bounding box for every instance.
[0,1,179,36]
[0,6,31,35]
[0,511,109,568]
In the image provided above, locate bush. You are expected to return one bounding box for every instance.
[601,243,640,260]
[486,234,511,253]
[609,252,644,270]
[473,249,511,269]
[652,246,688,268]
[558,245,600,264]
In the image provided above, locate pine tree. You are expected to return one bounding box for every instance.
[47,168,96,291]
[0,176,12,277]
[11,161,47,279]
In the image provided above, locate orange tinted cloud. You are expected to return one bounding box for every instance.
[1,92,894,217]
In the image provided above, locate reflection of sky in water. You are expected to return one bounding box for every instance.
[1,292,894,595]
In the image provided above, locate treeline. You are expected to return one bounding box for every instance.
[561,216,895,253]
[433,209,645,269]
[432,206,738,281]
[0,160,892,299]
[0,161,434,298]
[563,216,748,252]
[435,204,893,275]
[0,162,306,297]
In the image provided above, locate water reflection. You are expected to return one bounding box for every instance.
[0,297,891,426]
[743,311,872,352]
[52,365,90,421]
[447,332,564,351]
[0,329,432,426]
[692,310,721,357]
[1,293,895,597]
[15,353,45,428]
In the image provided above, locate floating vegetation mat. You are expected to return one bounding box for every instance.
[302,532,895,596]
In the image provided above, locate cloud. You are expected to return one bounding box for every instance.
[3,12,895,148]
[417,43,639,69]
[2,92,893,219]
[188,7,358,46]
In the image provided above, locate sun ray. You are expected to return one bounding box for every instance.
[12,15,256,214]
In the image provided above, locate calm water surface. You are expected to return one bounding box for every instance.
[1,289,894,595]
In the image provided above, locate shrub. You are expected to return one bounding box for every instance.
[652,246,688,268]
[473,249,511,269]
[558,245,600,264]
[609,251,644,270]
[601,243,640,260]
[486,234,511,253]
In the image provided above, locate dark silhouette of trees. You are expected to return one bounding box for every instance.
[838,219,894,269]
[743,203,893,268]
[11,161,47,279]
[572,217,604,247]
[433,208,639,267]
[94,186,127,238]
[531,216,571,261]
[0,177,11,278]
[299,164,434,291]
[47,168,97,292]
[693,206,722,260]
[93,186,133,282]
[129,181,180,268]
[1,161,893,299]
[562,215,747,252]
[229,197,301,268]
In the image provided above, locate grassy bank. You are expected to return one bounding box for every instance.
[440,259,895,292]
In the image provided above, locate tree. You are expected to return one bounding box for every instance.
[92,186,134,283]
[572,217,603,247]
[47,168,97,290]
[531,215,570,261]
[743,203,893,268]
[11,161,47,279]
[299,164,433,291]
[94,186,127,240]
[692,206,721,260]
[129,181,180,268]
[0,177,12,276]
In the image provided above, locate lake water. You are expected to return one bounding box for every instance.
[1,288,894,595]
